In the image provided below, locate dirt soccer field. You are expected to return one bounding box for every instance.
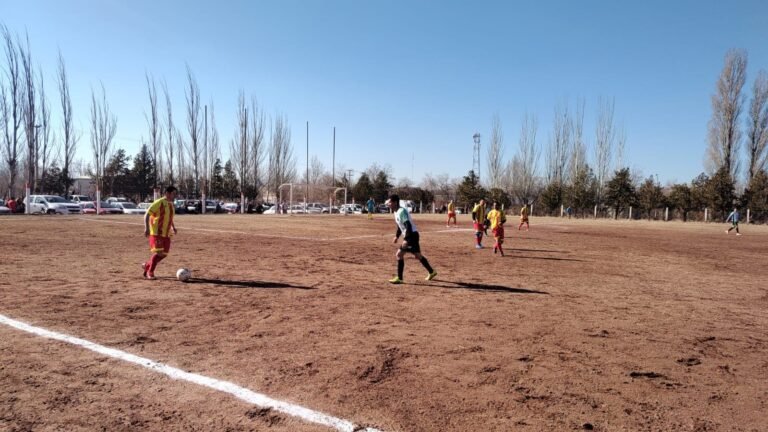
[0,213,766,432]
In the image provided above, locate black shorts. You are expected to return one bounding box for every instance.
[400,232,421,254]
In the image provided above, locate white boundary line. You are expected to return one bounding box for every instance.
[0,313,383,432]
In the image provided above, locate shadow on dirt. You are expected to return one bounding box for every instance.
[511,255,586,262]
[185,278,315,290]
[508,248,567,253]
[421,281,548,294]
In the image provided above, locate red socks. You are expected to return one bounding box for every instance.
[148,254,165,273]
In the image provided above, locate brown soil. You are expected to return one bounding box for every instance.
[1,214,766,432]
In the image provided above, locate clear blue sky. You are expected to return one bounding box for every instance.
[3,0,767,186]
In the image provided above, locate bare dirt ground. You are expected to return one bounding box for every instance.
[1,213,766,432]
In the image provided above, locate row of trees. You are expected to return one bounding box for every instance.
[1,23,301,205]
[3,22,767,222]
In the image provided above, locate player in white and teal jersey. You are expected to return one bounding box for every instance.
[386,194,437,284]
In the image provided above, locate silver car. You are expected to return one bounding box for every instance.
[113,201,146,215]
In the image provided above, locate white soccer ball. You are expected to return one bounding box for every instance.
[176,268,192,282]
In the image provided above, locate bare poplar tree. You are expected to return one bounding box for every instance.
[594,96,616,203]
[706,49,747,179]
[249,96,266,196]
[1,24,24,197]
[547,102,571,185]
[184,66,201,196]
[162,79,175,184]
[19,32,37,193]
[746,70,768,182]
[615,124,627,170]
[229,91,250,206]
[268,114,295,197]
[58,50,77,194]
[486,113,504,189]
[569,98,587,178]
[175,127,185,194]
[206,100,220,196]
[89,83,117,194]
[37,70,58,193]
[509,113,540,203]
[145,73,161,187]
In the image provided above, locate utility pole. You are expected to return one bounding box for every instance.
[332,127,336,186]
[346,169,354,188]
[202,104,207,212]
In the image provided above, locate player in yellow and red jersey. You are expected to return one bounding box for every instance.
[471,199,487,249]
[518,203,530,231]
[142,186,178,280]
[486,202,507,257]
[446,200,457,227]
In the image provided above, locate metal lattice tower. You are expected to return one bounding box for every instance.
[472,133,481,182]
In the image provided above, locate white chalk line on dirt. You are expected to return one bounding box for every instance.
[0,313,383,432]
[76,217,477,241]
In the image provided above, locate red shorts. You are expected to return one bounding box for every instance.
[448,211,456,218]
[492,226,505,239]
[149,236,172,254]
[473,222,485,232]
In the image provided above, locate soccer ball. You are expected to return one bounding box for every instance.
[176,268,192,282]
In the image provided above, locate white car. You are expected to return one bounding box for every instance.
[68,194,92,203]
[112,201,145,215]
[222,202,239,213]
[262,205,276,214]
[24,195,82,215]
[287,204,306,214]
[0,205,10,215]
[339,204,363,214]
[138,202,152,210]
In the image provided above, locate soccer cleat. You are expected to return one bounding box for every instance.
[736,233,742,236]
[475,244,483,249]
[141,262,148,278]
[145,273,156,280]
[725,230,729,234]
[425,271,437,281]
[388,276,403,284]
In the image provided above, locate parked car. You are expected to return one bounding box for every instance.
[339,203,363,214]
[262,205,276,214]
[287,204,306,214]
[24,195,82,215]
[97,202,123,215]
[138,202,152,210]
[0,204,10,215]
[321,206,340,214]
[185,199,219,214]
[222,202,239,214]
[304,202,325,214]
[79,202,97,215]
[106,196,129,204]
[377,204,390,213]
[68,194,92,203]
[173,199,187,214]
[112,201,145,215]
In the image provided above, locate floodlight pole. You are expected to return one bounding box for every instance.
[473,133,481,182]
[306,121,309,206]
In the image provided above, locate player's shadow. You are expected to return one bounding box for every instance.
[186,278,315,290]
[510,255,586,262]
[425,281,548,294]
